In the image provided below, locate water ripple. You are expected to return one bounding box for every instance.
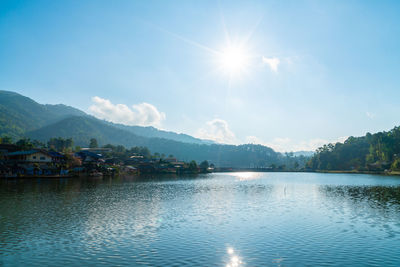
[1,173,400,266]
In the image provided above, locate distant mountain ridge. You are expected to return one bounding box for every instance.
[0,90,212,145]
[0,90,86,138]
[108,122,215,145]
[26,115,287,167]
[291,151,314,157]
[0,90,309,167]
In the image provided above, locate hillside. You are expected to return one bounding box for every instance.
[0,90,86,138]
[0,90,213,145]
[27,116,291,167]
[306,126,400,172]
[27,116,148,148]
[1,90,309,167]
[112,123,214,145]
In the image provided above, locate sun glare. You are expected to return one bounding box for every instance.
[218,45,249,76]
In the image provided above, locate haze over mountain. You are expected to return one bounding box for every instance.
[0,90,212,145]
[0,90,308,167]
[0,91,86,138]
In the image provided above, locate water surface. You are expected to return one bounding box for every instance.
[1,172,400,266]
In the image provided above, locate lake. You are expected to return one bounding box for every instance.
[1,172,400,266]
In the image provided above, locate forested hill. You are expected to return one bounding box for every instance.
[27,116,307,168]
[0,90,310,168]
[306,126,400,172]
[0,90,213,145]
[0,90,86,138]
[110,123,215,145]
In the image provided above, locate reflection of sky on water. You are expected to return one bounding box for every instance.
[1,173,400,266]
[83,184,164,252]
[317,185,400,239]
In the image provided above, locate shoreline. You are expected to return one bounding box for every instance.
[313,170,400,176]
[3,169,400,179]
[213,169,400,177]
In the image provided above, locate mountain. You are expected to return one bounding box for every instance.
[306,127,400,172]
[27,116,148,148]
[0,90,212,145]
[26,116,286,167]
[0,90,309,167]
[110,123,214,145]
[0,90,86,138]
[292,151,314,157]
[44,104,87,118]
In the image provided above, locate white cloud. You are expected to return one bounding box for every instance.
[262,56,280,72]
[89,96,166,127]
[245,135,265,145]
[366,111,376,119]
[246,136,349,152]
[196,119,236,144]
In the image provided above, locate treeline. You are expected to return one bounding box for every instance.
[307,126,400,172]
[0,136,157,158]
[0,136,205,165]
[0,136,310,170]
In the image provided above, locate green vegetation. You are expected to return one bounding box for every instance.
[0,90,85,139]
[0,90,310,169]
[307,126,400,172]
[89,138,98,148]
[199,160,209,170]
[48,137,74,152]
[0,90,211,145]
[114,124,214,145]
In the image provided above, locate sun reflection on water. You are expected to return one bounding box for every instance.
[226,247,243,267]
[234,172,261,181]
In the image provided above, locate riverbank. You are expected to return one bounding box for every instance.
[3,168,400,179]
[314,169,400,176]
[213,168,400,176]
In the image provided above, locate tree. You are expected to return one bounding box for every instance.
[16,138,34,150]
[32,140,45,149]
[48,137,74,152]
[0,136,13,144]
[306,126,400,171]
[139,147,151,158]
[294,161,299,170]
[188,160,198,173]
[392,158,400,171]
[199,160,209,170]
[89,138,98,148]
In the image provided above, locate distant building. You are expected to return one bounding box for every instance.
[80,148,112,154]
[164,157,177,163]
[7,150,52,163]
[75,150,103,163]
[0,144,19,154]
[48,151,67,163]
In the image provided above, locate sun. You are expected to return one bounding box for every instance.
[218,45,249,76]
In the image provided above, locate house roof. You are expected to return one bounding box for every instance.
[7,149,53,157]
[0,144,19,152]
[75,150,102,159]
[48,151,65,158]
[7,150,40,156]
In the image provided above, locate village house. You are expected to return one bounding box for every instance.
[7,150,52,163]
[0,144,19,155]
[80,147,112,154]
[75,150,103,164]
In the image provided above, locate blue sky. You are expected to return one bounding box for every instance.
[1,0,400,151]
